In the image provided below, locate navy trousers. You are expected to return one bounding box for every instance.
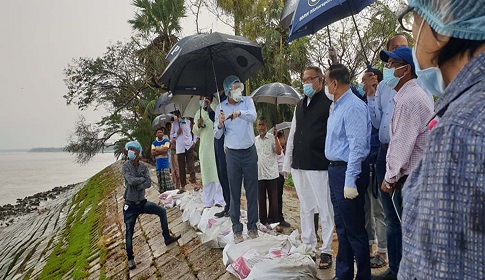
[214,135,231,212]
[123,200,170,260]
[329,164,371,280]
[225,145,259,233]
[376,145,402,275]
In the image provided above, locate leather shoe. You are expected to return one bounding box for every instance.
[279,220,291,227]
[128,259,136,269]
[164,234,181,246]
[371,268,397,280]
[214,210,228,218]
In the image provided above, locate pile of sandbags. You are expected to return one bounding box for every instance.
[160,191,317,279]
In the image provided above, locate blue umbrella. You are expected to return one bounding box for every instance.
[288,0,376,67]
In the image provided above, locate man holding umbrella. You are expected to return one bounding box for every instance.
[214,75,259,244]
[283,66,335,269]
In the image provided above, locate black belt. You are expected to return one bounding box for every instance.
[380,143,389,150]
[329,161,347,166]
[125,199,146,206]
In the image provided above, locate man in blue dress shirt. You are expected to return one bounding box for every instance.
[324,64,371,280]
[214,75,259,244]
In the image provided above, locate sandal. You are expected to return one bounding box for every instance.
[193,187,201,192]
[370,255,387,268]
[176,189,186,194]
[318,253,332,269]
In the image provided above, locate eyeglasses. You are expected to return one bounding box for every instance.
[398,6,414,32]
[384,61,406,68]
[301,76,320,83]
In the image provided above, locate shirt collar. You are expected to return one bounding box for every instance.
[258,133,271,140]
[334,88,352,105]
[435,52,485,116]
[223,97,246,106]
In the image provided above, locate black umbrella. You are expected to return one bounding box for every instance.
[250,82,301,106]
[280,0,299,29]
[153,92,177,115]
[152,113,175,129]
[160,32,264,96]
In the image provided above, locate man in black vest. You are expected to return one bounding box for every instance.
[283,66,335,269]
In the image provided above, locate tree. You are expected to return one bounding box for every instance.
[64,40,159,163]
[307,0,406,83]
[128,0,186,52]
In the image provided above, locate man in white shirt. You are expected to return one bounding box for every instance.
[170,111,197,193]
[255,117,281,226]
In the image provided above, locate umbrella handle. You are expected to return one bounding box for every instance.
[347,1,371,69]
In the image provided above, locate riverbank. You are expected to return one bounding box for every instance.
[0,161,388,279]
[0,182,82,226]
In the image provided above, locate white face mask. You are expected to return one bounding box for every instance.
[230,82,244,102]
[325,83,334,102]
[412,20,446,97]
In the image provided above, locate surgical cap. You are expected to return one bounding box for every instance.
[223,75,240,96]
[125,141,142,153]
[408,0,485,40]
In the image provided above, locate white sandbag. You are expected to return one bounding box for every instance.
[246,253,316,280]
[159,190,179,208]
[200,217,233,248]
[222,233,288,266]
[227,249,266,279]
[197,207,226,233]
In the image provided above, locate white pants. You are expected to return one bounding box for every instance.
[202,182,226,208]
[292,169,334,254]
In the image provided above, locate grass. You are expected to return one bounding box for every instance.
[39,165,120,280]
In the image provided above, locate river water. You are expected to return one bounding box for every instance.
[0,152,116,205]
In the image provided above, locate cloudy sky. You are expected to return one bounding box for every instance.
[0,0,231,149]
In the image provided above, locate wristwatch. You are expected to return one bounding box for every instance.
[384,180,394,189]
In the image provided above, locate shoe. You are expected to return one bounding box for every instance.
[164,234,181,246]
[279,220,291,227]
[248,229,259,239]
[214,203,223,207]
[318,253,332,269]
[214,210,228,218]
[234,232,244,244]
[371,268,397,280]
[370,255,387,268]
[128,259,136,270]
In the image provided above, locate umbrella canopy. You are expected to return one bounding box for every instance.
[152,113,175,129]
[250,82,301,105]
[280,0,299,29]
[268,121,292,140]
[153,92,177,115]
[160,32,264,96]
[288,0,376,42]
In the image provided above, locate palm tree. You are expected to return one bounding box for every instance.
[128,0,186,52]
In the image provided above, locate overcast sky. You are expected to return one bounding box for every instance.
[0,1,231,149]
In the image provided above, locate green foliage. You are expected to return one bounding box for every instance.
[39,166,120,279]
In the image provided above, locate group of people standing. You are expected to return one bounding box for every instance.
[121,1,485,279]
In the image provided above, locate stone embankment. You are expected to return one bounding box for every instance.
[0,161,388,279]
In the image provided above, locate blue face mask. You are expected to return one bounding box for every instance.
[127,150,136,161]
[382,66,405,89]
[412,21,446,98]
[303,83,316,98]
[357,83,365,96]
[199,100,204,107]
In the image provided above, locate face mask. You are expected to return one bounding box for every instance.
[231,88,243,102]
[383,65,406,89]
[127,150,136,161]
[357,83,365,96]
[324,86,334,101]
[303,83,316,98]
[412,20,446,98]
[199,100,204,107]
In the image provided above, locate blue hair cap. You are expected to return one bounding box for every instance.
[223,75,240,96]
[409,0,485,40]
[125,141,142,153]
